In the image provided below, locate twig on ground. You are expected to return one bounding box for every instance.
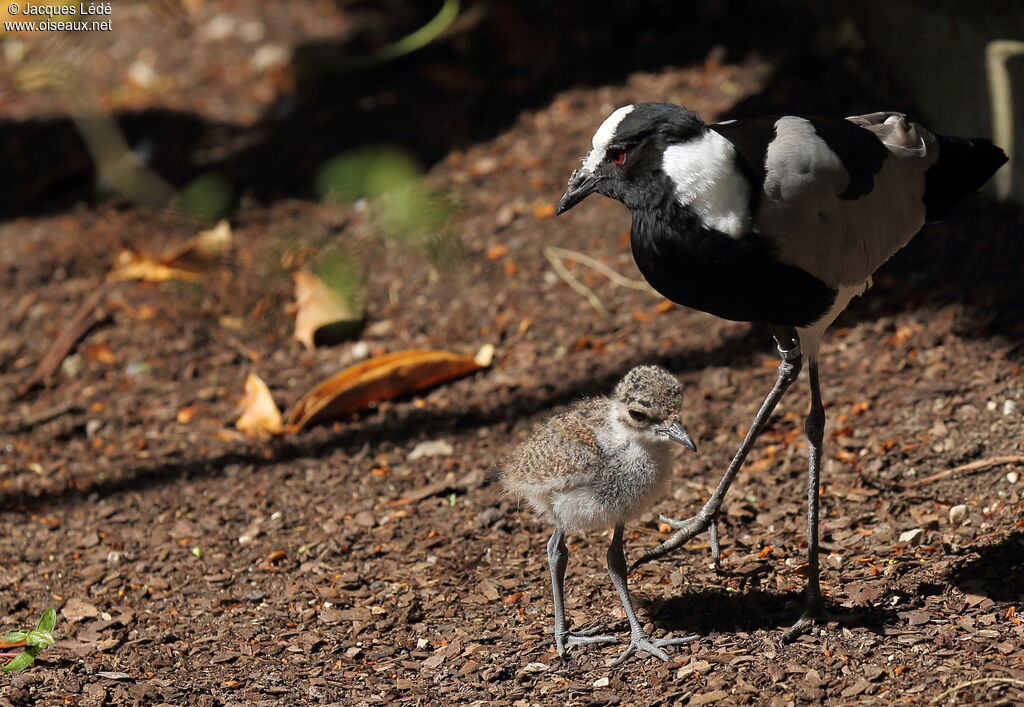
[6,401,80,434]
[929,677,1024,704]
[543,247,607,314]
[19,281,113,397]
[545,246,657,293]
[905,455,1024,488]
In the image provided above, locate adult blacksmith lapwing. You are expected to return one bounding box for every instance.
[555,103,1007,642]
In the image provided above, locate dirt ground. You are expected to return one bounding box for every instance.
[2,2,1024,705]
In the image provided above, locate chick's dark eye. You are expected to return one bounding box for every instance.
[628,410,648,422]
[608,148,627,166]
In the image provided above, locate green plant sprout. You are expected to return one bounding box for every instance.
[1,609,57,672]
[315,145,461,268]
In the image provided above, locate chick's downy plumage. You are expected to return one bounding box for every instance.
[499,365,697,664]
[502,365,689,532]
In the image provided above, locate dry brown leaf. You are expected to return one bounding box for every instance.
[162,219,232,272]
[108,220,233,282]
[286,347,492,432]
[108,250,199,282]
[235,372,283,439]
[290,271,363,351]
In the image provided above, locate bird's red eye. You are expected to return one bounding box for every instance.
[609,148,627,165]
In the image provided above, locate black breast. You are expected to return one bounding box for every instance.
[629,199,836,328]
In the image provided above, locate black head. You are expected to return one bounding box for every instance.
[557,103,707,213]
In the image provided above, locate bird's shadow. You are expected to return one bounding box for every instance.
[948,531,1024,603]
[642,586,900,636]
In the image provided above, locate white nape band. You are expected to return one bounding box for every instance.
[583,104,635,172]
[662,130,750,238]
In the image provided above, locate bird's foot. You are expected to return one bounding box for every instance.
[629,513,717,571]
[555,625,620,656]
[609,631,699,667]
[778,599,852,646]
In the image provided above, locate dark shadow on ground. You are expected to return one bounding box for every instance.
[948,532,1024,602]
[645,587,901,635]
[0,324,775,512]
[1,0,825,219]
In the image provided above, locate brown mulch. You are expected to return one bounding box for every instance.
[2,4,1024,707]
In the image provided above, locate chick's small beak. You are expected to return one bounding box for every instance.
[556,168,600,215]
[665,421,697,452]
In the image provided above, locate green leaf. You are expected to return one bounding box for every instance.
[2,630,28,643]
[35,609,56,635]
[25,630,54,649]
[1,648,38,672]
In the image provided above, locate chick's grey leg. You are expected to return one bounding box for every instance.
[606,524,698,666]
[547,527,619,656]
[632,327,802,571]
[781,358,827,644]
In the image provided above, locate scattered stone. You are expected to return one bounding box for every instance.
[1002,400,1017,416]
[593,676,610,688]
[948,504,968,525]
[349,341,370,361]
[899,528,924,545]
[476,507,502,528]
[1007,471,1019,484]
[408,440,454,460]
[85,419,105,439]
[523,662,549,673]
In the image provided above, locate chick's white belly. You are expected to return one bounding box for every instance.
[545,461,673,533]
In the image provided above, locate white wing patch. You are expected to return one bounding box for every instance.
[662,130,751,238]
[583,104,634,172]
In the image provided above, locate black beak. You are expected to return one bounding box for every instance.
[665,422,697,452]
[556,168,600,215]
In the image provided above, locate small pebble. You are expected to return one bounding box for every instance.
[593,677,610,688]
[1007,471,1019,484]
[408,439,454,460]
[948,504,968,525]
[1002,400,1017,416]
[476,507,502,528]
[349,341,370,361]
[523,662,549,673]
[85,419,104,439]
[899,528,924,545]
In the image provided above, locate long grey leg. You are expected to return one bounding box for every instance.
[606,524,698,666]
[781,357,827,644]
[631,328,803,570]
[547,528,619,656]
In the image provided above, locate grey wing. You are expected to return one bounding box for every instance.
[753,113,939,288]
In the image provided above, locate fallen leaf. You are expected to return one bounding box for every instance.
[289,271,364,351]
[108,220,233,283]
[162,220,232,272]
[486,244,509,260]
[532,203,556,219]
[61,598,100,622]
[235,373,283,439]
[286,348,491,432]
[108,251,199,283]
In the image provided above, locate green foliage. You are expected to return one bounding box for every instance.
[315,145,460,268]
[179,173,233,221]
[315,252,367,315]
[1,609,57,672]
